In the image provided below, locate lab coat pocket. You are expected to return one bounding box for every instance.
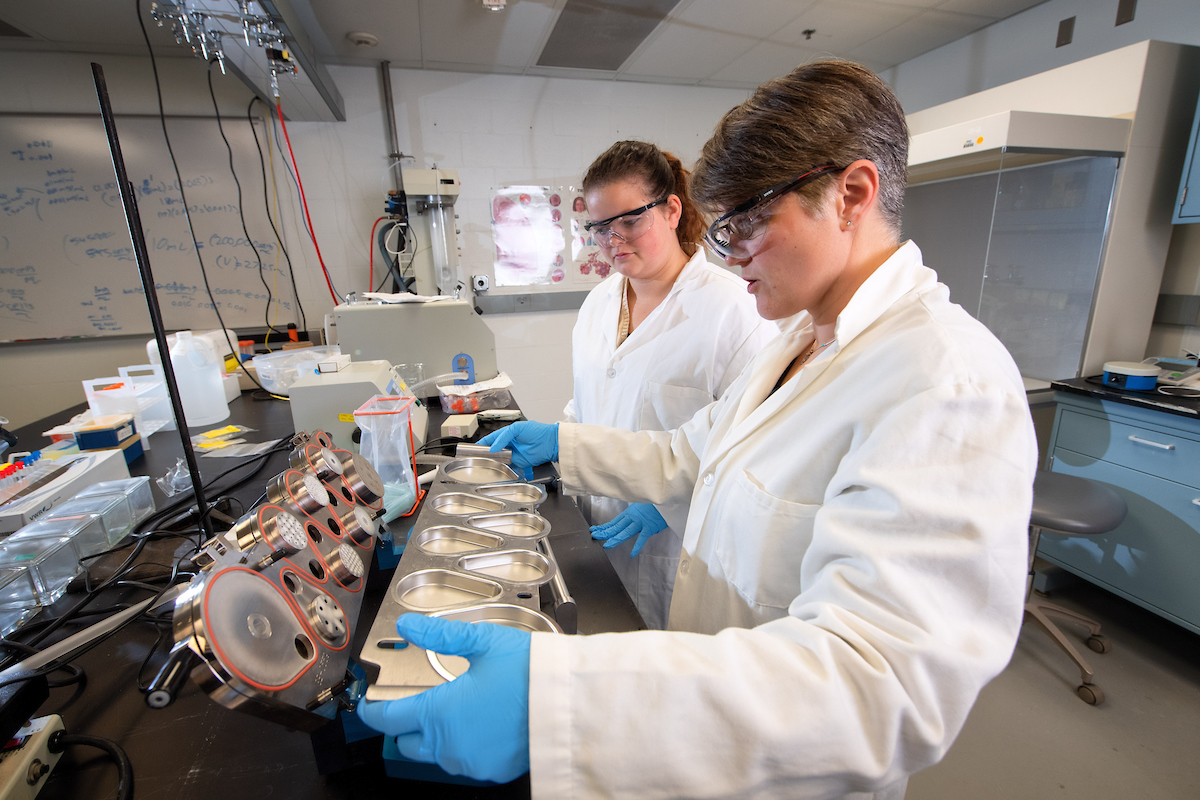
[715,471,818,610]
[640,381,712,431]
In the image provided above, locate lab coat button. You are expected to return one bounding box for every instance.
[606,368,616,378]
[703,473,714,485]
[679,559,690,574]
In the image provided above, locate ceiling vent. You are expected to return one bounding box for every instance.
[538,0,680,72]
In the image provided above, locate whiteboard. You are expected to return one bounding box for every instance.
[0,114,307,341]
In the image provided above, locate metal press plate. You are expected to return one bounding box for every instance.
[430,492,506,516]
[466,511,550,539]
[473,482,547,506]
[439,457,520,485]
[392,569,504,611]
[457,549,554,585]
[412,525,505,555]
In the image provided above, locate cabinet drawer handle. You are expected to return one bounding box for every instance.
[1127,435,1175,451]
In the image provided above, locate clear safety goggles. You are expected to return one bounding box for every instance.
[703,165,846,260]
[584,198,667,247]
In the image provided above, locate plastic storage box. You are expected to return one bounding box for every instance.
[250,346,340,396]
[0,537,82,605]
[0,567,39,635]
[76,476,156,526]
[11,514,110,559]
[47,494,134,548]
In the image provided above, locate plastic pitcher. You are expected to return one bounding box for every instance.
[169,331,230,427]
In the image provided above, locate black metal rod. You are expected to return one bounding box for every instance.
[90,62,212,538]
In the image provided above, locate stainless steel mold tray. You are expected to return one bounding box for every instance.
[438,457,520,484]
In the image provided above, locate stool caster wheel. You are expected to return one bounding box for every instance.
[1076,683,1105,705]
[1086,635,1111,654]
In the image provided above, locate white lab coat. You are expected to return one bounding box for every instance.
[562,249,777,629]
[530,242,1037,800]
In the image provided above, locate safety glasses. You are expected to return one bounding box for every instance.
[703,165,846,259]
[584,198,668,247]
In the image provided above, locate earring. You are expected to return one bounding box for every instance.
[843,219,852,230]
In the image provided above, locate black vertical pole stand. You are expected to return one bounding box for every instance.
[91,62,213,539]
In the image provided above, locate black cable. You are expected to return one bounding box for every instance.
[208,61,284,341]
[49,732,134,800]
[248,97,308,336]
[135,0,274,397]
[0,640,86,688]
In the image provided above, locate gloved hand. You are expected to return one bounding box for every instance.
[357,613,531,784]
[477,421,559,480]
[590,503,668,558]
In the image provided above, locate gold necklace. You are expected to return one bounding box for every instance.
[800,336,836,365]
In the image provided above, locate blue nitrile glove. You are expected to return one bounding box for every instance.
[356,613,531,784]
[590,503,668,558]
[477,421,559,480]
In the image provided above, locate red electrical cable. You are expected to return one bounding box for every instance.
[274,96,340,304]
[368,215,386,291]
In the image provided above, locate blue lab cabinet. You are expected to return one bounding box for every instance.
[1040,392,1200,635]
[1174,93,1200,223]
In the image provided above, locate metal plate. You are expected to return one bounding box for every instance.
[440,457,520,485]
[201,568,314,691]
[392,569,503,611]
[467,511,550,539]
[473,482,547,506]
[457,549,553,584]
[430,492,506,516]
[412,525,505,555]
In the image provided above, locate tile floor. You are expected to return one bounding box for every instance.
[908,576,1200,799]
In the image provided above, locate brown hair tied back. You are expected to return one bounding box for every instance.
[692,60,909,238]
[582,141,703,257]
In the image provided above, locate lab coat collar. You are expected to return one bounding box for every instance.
[718,240,932,453]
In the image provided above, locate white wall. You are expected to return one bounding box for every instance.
[882,0,1200,114]
[0,55,749,429]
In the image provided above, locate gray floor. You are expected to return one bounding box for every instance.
[908,574,1200,800]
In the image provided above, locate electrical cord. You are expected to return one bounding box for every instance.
[248,96,307,336]
[273,94,340,303]
[208,60,285,342]
[135,0,275,399]
[49,732,134,800]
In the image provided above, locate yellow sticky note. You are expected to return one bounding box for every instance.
[338,413,355,423]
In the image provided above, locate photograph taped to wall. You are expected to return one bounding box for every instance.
[491,186,608,288]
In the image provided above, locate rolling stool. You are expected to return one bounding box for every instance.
[1026,470,1128,705]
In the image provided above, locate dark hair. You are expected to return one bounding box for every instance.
[691,60,908,237]
[582,141,704,256]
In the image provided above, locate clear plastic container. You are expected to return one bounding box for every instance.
[0,537,81,605]
[353,395,418,524]
[170,331,230,426]
[0,567,39,635]
[251,346,340,395]
[47,494,134,548]
[76,476,156,525]
[11,514,110,559]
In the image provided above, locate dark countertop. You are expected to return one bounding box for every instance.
[1051,376,1200,420]
[8,392,643,799]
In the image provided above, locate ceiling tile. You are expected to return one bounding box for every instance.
[934,0,1045,19]
[671,0,817,38]
[308,0,422,64]
[847,8,995,66]
[420,0,558,69]
[706,40,832,85]
[773,2,923,53]
[622,22,759,81]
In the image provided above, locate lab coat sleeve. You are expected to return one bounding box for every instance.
[562,396,579,425]
[529,380,1034,800]
[557,399,717,509]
